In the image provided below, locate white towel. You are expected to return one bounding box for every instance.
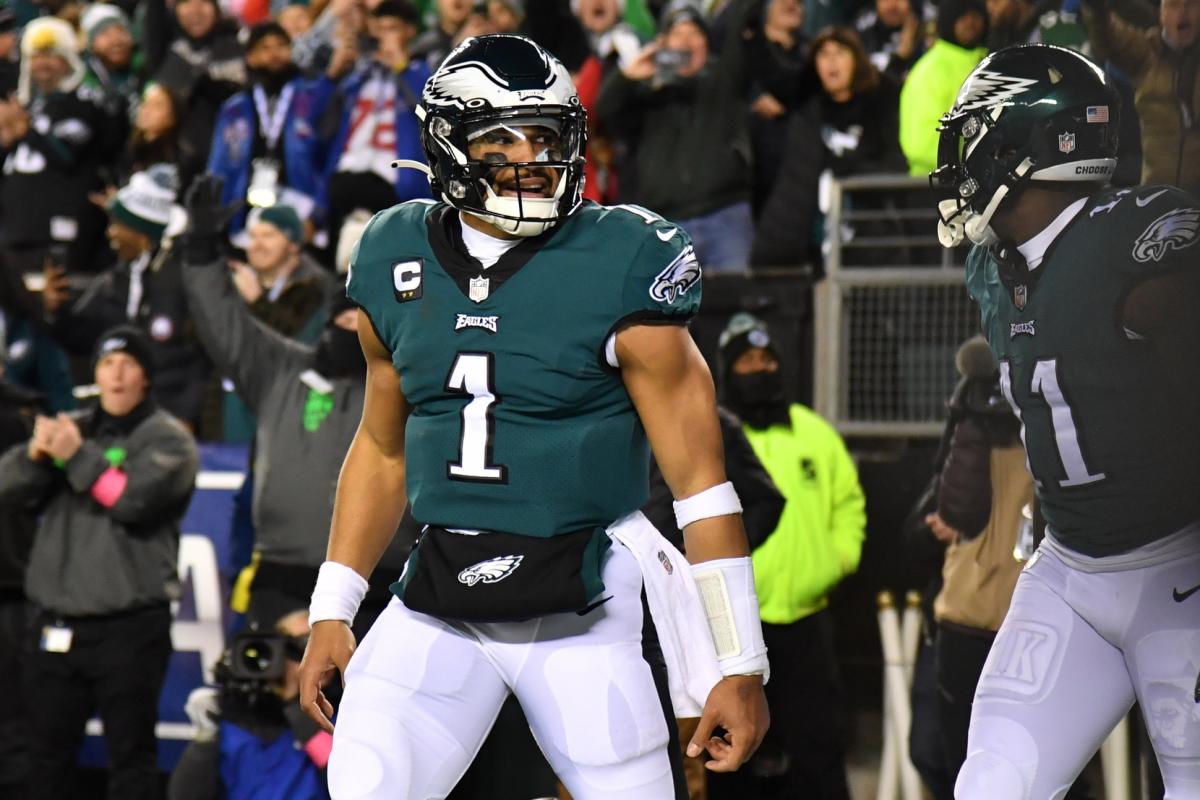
[606,511,723,718]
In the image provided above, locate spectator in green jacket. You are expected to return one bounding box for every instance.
[898,0,988,175]
[707,311,867,800]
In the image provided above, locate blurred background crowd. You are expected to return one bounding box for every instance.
[0,0,1194,795]
[0,0,1195,431]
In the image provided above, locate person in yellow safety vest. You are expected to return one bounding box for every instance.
[708,312,867,800]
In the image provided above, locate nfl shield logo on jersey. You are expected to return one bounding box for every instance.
[469,275,490,303]
[1058,132,1076,154]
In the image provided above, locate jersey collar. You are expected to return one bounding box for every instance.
[426,205,559,303]
[1017,197,1088,272]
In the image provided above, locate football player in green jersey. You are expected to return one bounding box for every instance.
[296,35,770,799]
[932,44,1200,797]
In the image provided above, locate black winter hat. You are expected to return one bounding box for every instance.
[93,325,156,382]
[717,312,778,380]
[244,20,291,51]
[659,0,707,35]
[937,0,988,47]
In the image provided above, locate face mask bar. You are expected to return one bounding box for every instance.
[424,104,587,233]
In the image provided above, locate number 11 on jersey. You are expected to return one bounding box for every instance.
[446,352,507,482]
[1000,359,1105,489]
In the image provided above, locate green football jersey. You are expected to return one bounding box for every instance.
[347,199,702,538]
[966,185,1200,557]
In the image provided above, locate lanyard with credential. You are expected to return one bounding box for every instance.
[252,84,295,154]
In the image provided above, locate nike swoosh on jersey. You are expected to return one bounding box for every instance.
[1136,189,1169,207]
[1173,583,1200,602]
[656,227,678,242]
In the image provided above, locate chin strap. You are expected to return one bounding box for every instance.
[937,157,1036,248]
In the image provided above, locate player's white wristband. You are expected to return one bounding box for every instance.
[672,481,742,530]
[690,556,769,682]
[308,561,369,626]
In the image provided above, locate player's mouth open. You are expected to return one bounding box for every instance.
[500,177,550,198]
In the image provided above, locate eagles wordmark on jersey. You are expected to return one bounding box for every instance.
[934,44,1200,800]
[967,184,1200,556]
[347,198,701,568]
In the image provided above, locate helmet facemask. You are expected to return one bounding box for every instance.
[929,46,1120,249]
[419,103,587,238]
[931,107,1036,248]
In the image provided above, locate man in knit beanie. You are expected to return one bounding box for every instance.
[40,165,213,430]
[106,166,177,259]
[230,203,333,315]
[0,16,107,276]
[80,3,143,129]
[15,16,86,105]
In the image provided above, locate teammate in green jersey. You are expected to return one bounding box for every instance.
[295,35,770,799]
[932,43,1200,797]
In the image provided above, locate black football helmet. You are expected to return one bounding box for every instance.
[408,35,588,237]
[930,44,1120,247]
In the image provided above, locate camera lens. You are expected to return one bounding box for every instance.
[239,641,273,674]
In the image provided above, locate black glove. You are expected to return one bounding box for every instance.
[181,174,240,264]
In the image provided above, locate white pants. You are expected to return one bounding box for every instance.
[956,527,1200,799]
[327,543,685,800]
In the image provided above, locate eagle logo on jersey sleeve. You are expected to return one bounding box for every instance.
[649,247,702,305]
[1132,208,1200,263]
[458,555,524,586]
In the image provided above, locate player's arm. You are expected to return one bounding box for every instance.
[616,323,770,773]
[1120,267,1200,414]
[299,309,410,732]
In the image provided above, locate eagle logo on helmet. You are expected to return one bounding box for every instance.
[414,35,588,238]
[954,70,1040,113]
[1132,208,1200,263]
[458,555,525,586]
[424,55,557,111]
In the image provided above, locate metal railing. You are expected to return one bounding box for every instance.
[814,174,975,438]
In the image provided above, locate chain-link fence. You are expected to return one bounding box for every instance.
[814,174,977,437]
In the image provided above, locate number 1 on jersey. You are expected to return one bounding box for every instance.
[446,352,507,482]
[1000,359,1105,488]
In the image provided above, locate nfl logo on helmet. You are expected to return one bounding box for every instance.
[1058,132,1076,154]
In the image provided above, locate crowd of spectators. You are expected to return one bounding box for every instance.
[0,0,1194,794]
[0,0,1192,425]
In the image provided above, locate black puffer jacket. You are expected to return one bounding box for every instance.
[594,0,760,221]
[935,375,1022,539]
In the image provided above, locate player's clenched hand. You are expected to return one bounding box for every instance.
[298,620,356,733]
[687,674,770,772]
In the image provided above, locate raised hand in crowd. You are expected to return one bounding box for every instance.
[0,94,28,148]
[896,0,922,64]
[181,174,240,263]
[40,260,71,318]
[88,185,118,210]
[621,41,660,81]
[751,92,788,119]
[327,24,360,79]
[373,28,410,70]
